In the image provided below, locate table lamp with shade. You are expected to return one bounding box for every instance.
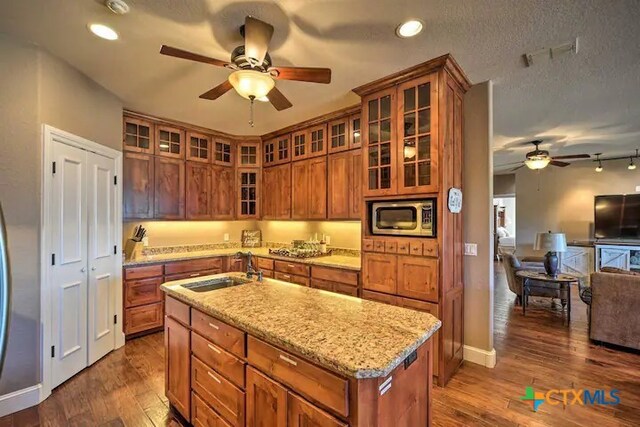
[534,232,567,277]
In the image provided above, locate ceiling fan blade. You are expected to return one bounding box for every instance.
[244,16,274,67]
[160,45,230,68]
[550,160,570,167]
[551,154,591,160]
[199,80,233,100]
[269,66,332,84]
[267,87,293,111]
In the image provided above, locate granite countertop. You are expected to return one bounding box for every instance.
[124,247,361,271]
[161,273,441,379]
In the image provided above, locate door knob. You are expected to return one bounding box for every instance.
[91,267,96,271]
[81,267,86,273]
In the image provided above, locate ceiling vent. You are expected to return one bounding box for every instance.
[524,38,578,67]
[105,0,130,15]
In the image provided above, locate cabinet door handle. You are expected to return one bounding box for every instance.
[282,274,291,279]
[279,354,297,366]
[207,343,221,354]
[207,371,221,383]
[208,322,219,330]
[190,273,199,277]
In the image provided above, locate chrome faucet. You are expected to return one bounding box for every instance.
[235,251,263,282]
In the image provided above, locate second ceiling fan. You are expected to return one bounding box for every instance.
[160,16,331,118]
[508,140,590,171]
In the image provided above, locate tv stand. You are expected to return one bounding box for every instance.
[595,242,640,272]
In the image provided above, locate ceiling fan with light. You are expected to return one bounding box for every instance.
[502,140,590,171]
[160,16,332,126]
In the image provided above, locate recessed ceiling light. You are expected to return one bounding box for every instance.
[88,23,118,41]
[396,19,424,38]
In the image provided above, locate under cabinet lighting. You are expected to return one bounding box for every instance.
[88,23,119,41]
[396,20,424,38]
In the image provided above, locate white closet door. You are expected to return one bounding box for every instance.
[87,152,117,364]
[51,141,88,388]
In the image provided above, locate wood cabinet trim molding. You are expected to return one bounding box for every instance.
[261,105,360,141]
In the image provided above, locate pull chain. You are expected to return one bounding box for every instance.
[249,96,255,127]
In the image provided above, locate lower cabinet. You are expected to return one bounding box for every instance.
[288,393,347,427]
[165,316,191,420]
[362,253,397,294]
[246,367,288,427]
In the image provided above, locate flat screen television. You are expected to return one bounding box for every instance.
[594,194,640,240]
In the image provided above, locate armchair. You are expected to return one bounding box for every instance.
[502,254,566,305]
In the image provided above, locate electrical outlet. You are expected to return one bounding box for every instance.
[464,243,478,256]
[325,235,331,245]
[223,233,229,242]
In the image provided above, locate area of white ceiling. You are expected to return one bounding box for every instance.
[0,0,639,170]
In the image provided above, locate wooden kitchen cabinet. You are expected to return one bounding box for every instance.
[186,161,211,220]
[213,137,234,166]
[246,367,287,427]
[362,252,397,294]
[328,150,361,220]
[308,124,328,158]
[288,393,347,427]
[362,88,396,196]
[262,163,291,219]
[292,130,307,161]
[165,315,191,421]
[291,160,309,219]
[264,134,291,166]
[123,116,154,154]
[349,114,362,150]
[123,152,154,219]
[156,125,185,159]
[397,256,439,302]
[186,131,211,163]
[237,168,260,219]
[308,157,327,219]
[154,156,185,219]
[328,117,349,153]
[237,141,261,167]
[210,165,235,220]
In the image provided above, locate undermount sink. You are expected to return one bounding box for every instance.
[180,276,251,292]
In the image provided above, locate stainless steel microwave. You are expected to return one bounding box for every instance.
[371,200,436,237]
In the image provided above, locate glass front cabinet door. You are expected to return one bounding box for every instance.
[363,88,396,196]
[397,74,438,194]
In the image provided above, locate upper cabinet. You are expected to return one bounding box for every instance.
[262,163,291,220]
[328,118,349,154]
[237,168,260,219]
[397,74,438,194]
[213,137,234,166]
[211,165,235,220]
[123,116,154,154]
[123,152,154,219]
[349,114,362,150]
[186,131,211,163]
[292,157,326,219]
[156,125,185,159]
[237,141,261,168]
[155,157,185,219]
[362,88,396,196]
[291,130,307,161]
[308,124,327,158]
[328,150,361,220]
[263,134,291,166]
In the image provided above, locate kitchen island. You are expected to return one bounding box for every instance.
[161,272,441,427]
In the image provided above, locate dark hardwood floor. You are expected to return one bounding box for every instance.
[2,265,639,426]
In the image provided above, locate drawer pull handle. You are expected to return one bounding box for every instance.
[287,264,295,268]
[207,343,221,354]
[283,274,291,279]
[190,273,199,277]
[207,371,221,384]
[208,322,219,330]
[279,354,297,366]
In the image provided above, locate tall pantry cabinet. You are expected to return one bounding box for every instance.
[353,54,470,386]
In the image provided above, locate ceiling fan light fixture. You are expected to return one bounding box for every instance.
[396,19,424,38]
[228,70,274,100]
[595,162,603,172]
[256,95,269,102]
[88,23,118,40]
[628,157,636,170]
[524,156,550,170]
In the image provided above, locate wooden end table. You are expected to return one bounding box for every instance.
[515,271,580,324]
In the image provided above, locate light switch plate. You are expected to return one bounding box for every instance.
[464,243,478,256]
[223,233,230,242]
[325,236,331,245]
[636,186,640,192]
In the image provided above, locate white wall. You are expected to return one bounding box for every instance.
[515,157,640,256]
[494,196,516,237]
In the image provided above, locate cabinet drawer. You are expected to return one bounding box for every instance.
[373,240,386,253]
[362,239,374,252]
[397,241,410,255]
[262,270,274,279]
[192,332,245,389]
[124,277,163,308]
[310,279,334,292]
[274,261,310,277]
[192,392,232,427]
[166,296,190,325]
[124,264,163,281]
[165,257,223,275]
[423,239,438,257]
[288,393,347,427]
[165,268,221,282]
[362,290,399,306]
[256,257,275,271]
[274,272,310,287]
[192,356,245,427]
[311,266,358,287]
[124,302,163,335]
[385,241,398,254]
[409,241,422,256]
[191,310,246,358]
[334,283,358,297]
[247,336,349,417]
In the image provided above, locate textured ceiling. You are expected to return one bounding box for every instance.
[1,0,639,169]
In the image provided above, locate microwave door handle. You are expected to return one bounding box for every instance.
[0,203,11,374]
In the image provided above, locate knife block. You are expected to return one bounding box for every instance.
[124,239,143,261]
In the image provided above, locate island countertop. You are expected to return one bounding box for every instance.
[161,273,441,379]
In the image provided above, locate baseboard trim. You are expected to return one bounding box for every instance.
[0,384,42,417]
[463,345,497,368]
